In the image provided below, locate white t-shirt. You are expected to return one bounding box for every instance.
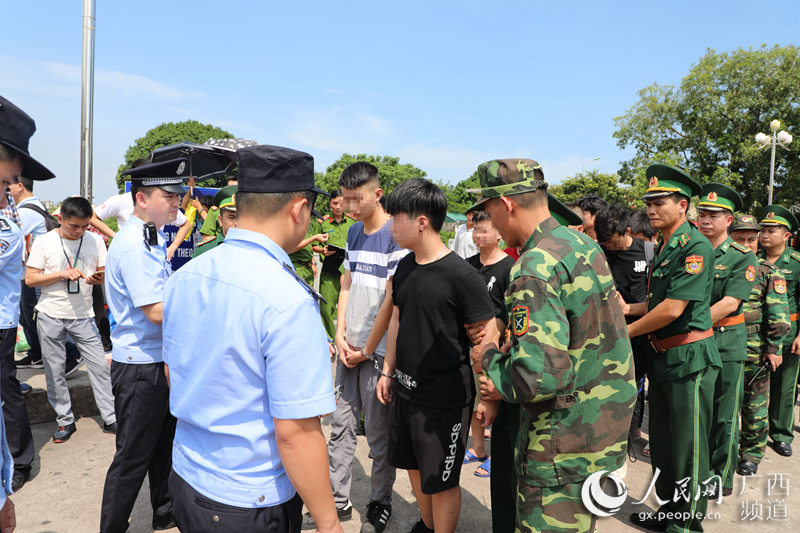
[95,193,187,228]
[450,223,477,259]
[26,229,107,319]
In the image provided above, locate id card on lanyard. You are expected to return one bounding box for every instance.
[60,231,83,294]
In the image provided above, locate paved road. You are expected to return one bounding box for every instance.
[12,368,800,532]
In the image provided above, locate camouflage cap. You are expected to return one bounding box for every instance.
[729,213,760,232]
[465,158,547,211]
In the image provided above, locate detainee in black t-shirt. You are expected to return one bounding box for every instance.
[393,251,495,407]
[595,204,653,444]
[466,254,515,321]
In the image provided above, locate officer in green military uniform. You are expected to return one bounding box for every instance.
[198,184,238,238]
[696,184,758,496]
[288,217,327,285]
[730,214,790,475]
[468,158,636,533]
[624,164,721,533]
[312,190,355,340]
[757,205,800,457]
[193,190,237,258]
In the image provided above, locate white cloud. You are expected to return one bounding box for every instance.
[396,143,495,182]
[288,107,395,153]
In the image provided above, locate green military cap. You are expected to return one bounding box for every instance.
[465,158,546,212]
[729,213,760,232]
[214,185,237,211]
[213,184,238,207]
[642,163,702,200]
[697,183,742,212]
[548,193,582,226]
[760,204,798,232]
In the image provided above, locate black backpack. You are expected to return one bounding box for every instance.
[19,203,60,231]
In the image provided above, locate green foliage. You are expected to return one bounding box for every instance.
[441,169,480,214]
[314,154,427,215]
[614,45,800,212]
[116,120,233,191]
[549,170,642,207]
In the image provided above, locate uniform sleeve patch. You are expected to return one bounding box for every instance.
[775,278,787,294]
[731,241,751,253]
[685,255,704,275]
[745,264,756,282]
[512,305,530,336]
[0,239,9,255]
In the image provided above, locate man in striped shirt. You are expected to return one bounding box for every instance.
[302,161,407,533]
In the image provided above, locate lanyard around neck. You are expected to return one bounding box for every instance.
[59,231,84,269]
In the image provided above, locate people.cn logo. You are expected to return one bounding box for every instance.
[581,470,628,517]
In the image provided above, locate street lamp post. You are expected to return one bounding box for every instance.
[756,119,793,205]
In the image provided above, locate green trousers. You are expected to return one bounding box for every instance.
[517,480,596,533]
[294,264,314,286]
[709,360,744,490]
[648,366,718,533]
[740,358,770,463]
[319,273,340,340]
[768,345,800,444]
[491,402,520,533]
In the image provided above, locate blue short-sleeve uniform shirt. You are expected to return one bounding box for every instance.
[105,215,171,363]
[0,215,22,329]
[162,228,336,508]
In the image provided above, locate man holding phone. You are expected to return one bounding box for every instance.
[25,196,116,443]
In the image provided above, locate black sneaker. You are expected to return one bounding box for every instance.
[153,514,177,530]
[361,501,391,533]
[53,423,77,443]
[20,382,32,394]
[301,501,352,530]
[11,470,29,492]
[103,422,118,434]
[15,354,43,369]
[65,356,84,377]
[408,518,434,533]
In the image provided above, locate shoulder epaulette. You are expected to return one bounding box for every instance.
[346,213,356,220]
[0,218,12,232]
[791,251,800,263]
[731,241,751,253]
[317,218,325,224]
[210,205,219,211]
[678,232,690,247]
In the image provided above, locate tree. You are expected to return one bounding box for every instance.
[116,120,233,190]
[315,154,427,215]
[549,170,642,206]
[614,45,800,211]
[441,169,480,214]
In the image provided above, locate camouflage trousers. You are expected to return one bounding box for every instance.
[739,357,770,463]
[517,481,596,533]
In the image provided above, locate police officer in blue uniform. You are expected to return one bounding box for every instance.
[99,158,187,532]
[1,95,55,495]
[162,145,342,533]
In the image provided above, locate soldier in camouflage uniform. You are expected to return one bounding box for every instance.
[729,214,790,475]
[696,184,758,496]
[757,205,800,458]
[624,164,721,533]
[467,158,636,533]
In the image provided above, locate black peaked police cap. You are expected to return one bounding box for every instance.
[0,95,55,180]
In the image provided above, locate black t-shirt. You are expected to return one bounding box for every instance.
[604,238,649,323]
[466,253,515,324]
[392,251,495,408]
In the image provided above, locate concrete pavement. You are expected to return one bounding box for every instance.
[13,362,800,532]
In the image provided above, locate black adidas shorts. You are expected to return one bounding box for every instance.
[388,395,472,494]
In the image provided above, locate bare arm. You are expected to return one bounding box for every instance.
[166,219,192,260]
[335,270,353,362]
[294,233,328,253]
[90,214,116,239]
[627,298,689,338]
[347,278,395,366]
[140,302,164,325]
[709,296,742,323]
[25,266,84,287]
[376,306,400,405]
[275,418,342,533]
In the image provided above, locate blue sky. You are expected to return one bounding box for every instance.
[3,1,798,203]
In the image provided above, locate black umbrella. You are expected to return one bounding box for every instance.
[203,137,259,154]
[149,141,235,182]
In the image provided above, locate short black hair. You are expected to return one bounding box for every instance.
[338,161,380,190]
[472,210,492,224]
[20,177,33,192]
[630,209,656,239]
[329,188,342,200]
[575,194,607,216]
[594,204,631,243]
[198,195,214,210]
[386,178,447,232]
[60,196,93,220]
[236,190,316,219]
